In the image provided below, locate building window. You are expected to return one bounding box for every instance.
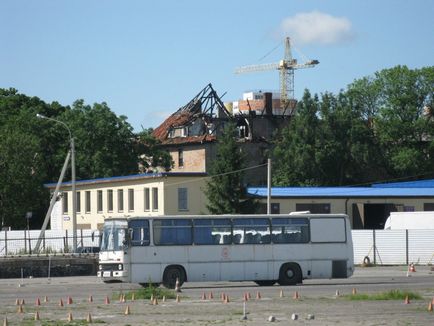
[76,191,81,213]
[178,149,184,168]
[128,189,134,211]
[424,203,434,211]
[178,188,188,211]
[62,192,68,214]
[97,190,103,212]
[296,203,330,214]
[85,191,91,213]
[107,189,113,212]
[118,189,124,212]
[144,188,150,211]
[152,187,158,211]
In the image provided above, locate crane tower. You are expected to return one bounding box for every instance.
[235,37,319,110]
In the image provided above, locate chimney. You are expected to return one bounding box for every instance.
[264,92,273,116]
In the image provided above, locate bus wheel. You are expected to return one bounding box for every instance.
[255,280,276,286]
[163,266,186,289]
[278,263,302,286]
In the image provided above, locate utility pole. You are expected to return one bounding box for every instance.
[267,158,271,215]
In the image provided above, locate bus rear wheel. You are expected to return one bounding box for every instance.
[163,266,186,289]
[255,280,276,286]
[278,263,302,286]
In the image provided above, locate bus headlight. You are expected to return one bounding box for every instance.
[118,264,123,270]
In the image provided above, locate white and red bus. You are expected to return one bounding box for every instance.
[98,214,354,288]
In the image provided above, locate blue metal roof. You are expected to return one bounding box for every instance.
[372,179,434,188]
[247,186,434,198]
[45,172,208,188]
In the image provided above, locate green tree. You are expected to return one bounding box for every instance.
[205,123,257,214]
[137,128,173,172]
[272,90,320,186]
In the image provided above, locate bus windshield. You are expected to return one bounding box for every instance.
[100,220,128,251]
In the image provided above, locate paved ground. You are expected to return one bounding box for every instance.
[1,266,434,325]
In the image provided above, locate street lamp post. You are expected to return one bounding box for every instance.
[36,114,77,252]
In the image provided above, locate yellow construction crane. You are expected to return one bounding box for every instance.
[235,37,319,109]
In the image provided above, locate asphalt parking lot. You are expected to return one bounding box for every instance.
[1,265,433,325]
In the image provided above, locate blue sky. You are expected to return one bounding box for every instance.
[1,0,433,131]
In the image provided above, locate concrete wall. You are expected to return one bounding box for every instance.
[0,256,97,278]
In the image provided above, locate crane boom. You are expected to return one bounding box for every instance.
[235,37,319,108]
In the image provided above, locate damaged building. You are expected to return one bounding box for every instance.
[152,84,293,185]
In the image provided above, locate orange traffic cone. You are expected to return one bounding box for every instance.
[59,298,64,307]
[34,310,40,321]
[335,290,340,297]
[15,299,19,305]
[3,317,8,326]
[409,263,416,273]
[404,295,410,304]
[153,298,158,305]
[428,301,433,312]
[208,292,214,300]
[201,292,206,300]
[131,293,135,301]
[256,291,261,300]
[352,288,357,295]
[88,295,93,303]
[17,304,23,313]
[176,294,180,303]
[293,291,300,300]
[44,296,48,303]
[119,293,124,302]
[124,305,130,315]
[162,295,166,302]
[104,296,110,304]
[243,293,248,301]
[20,299,25,305]
[86,312,93,323]
[279,290,284,298]
[67,296,73,304]
[35,297,41,306]
[67,312,73,321]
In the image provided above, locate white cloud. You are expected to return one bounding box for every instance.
[279,11,354,45]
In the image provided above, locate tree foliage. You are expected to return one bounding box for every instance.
[205,123,257,214]
[273,65,434,186]
[0,89,171,229]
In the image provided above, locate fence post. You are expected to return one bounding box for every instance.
[373,229,376,265]
[28,230,32,255]
[80,228,83,248]
[405,229,409,265]
[65,230,69,253]
[24,230,27,254]
[4,230,7,256]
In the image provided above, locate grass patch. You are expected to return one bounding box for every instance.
[113,283,176,300]
[345,289,421,301]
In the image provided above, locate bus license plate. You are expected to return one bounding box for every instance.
[103,271,111,277]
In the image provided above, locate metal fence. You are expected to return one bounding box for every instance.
[0,229,100,256]
[353,229,434,265]
[2,229,434,265]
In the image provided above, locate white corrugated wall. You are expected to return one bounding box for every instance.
[408,230,434,265]
[352,230,434,265]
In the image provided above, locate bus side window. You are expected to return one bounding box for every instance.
[129,220,150,246]
[271,218,309,244]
